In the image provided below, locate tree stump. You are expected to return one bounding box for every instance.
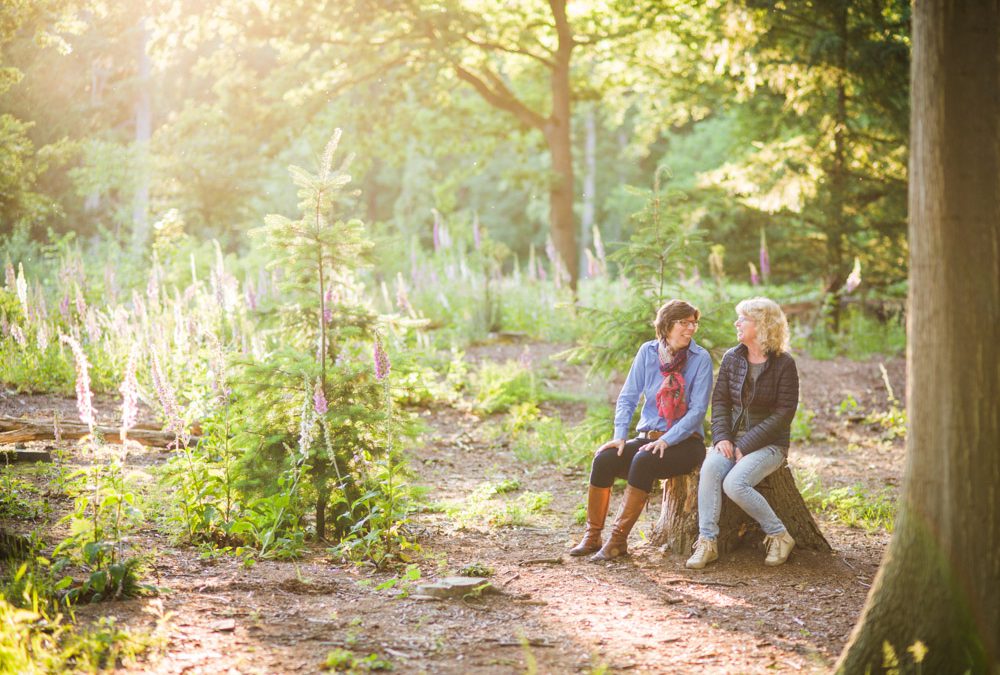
[648,463,831,556]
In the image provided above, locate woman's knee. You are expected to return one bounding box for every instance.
[590,450,620,486]
[700,451,731,483]
[722,470,752,500]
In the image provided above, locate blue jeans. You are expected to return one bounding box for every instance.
[698,445,787,539]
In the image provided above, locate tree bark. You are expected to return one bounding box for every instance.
[649,465,830,556]
[0,416,198,447]
[132,14,152,249]
[544,0,578,289]
[837,3,1000,672]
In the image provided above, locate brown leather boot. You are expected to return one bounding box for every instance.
[568,486,611,556]
[589,485,649,561]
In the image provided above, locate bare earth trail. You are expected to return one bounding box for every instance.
[2,344,905,673]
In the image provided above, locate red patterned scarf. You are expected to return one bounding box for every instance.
[656,344,689,427]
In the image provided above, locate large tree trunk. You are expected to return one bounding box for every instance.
[546,0,578,290]
[837,3,1000,672]
[649,465,830,556]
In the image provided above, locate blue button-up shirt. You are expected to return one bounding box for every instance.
[613,338,713,445]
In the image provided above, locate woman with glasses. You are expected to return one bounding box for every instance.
[686,297,800,569]
[570,299,713,561]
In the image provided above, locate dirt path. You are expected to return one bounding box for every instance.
[2,346,905,673]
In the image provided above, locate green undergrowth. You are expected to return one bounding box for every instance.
[796,469,897,532]
[436,479,552,530]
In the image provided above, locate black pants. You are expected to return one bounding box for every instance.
[590,435,706,493]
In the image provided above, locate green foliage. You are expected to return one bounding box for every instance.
[0,593,157,674]
[797,470,896,532]
[473,360,538,415]
[324,647,393,672]
[439,480,552,530]
[565,174,729,378]
[53,458,151,604]
[0,471,45,519]
[790,407,816,443]
[508,409,607,471]
[797,305,906,360]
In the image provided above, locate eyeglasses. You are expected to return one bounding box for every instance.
[735,316,755,324]
[676,320,699,329]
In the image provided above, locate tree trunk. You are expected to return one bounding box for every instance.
[546,0,578,289]
[649,465,830,556]
[132,14,152,249]
[581,105,597,248]
[837,3,1000,672]
[825,0,850,332]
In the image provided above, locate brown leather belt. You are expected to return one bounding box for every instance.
[642,430,666,441]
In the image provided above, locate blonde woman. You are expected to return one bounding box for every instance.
[687,297,799,569]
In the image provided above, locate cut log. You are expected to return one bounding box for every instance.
[0,416,198,448]
[0,447,52,463]
[649,463,831,556]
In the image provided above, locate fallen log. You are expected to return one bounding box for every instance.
[649,463,830,556]
[0,416,198,448]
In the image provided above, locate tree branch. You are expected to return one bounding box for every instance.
[464,35,555,68]
[452,64,547,130]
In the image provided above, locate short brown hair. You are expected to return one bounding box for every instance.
[654,299,700,342]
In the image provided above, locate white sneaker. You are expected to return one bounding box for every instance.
[763,530,795,566]
[685,537,718,569]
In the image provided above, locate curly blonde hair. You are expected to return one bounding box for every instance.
[736,297,790,354]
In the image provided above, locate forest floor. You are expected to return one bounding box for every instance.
[0,341,906,674]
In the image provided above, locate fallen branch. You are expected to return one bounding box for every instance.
[661,577,743,588]
[0,416,199,448]
[518,557,564,566]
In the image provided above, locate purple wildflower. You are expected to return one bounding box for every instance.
[395,273,412,315]
[472,213,482,250]
[4,262,14,289]
[16,264,27,308]
[759,228,770,282]
[75,288,87,318]
[60,333,95,428]
[85,309,101,343]
[527,244,537,281]
[207,334,231,403]
[844,257,862,294]
[245,279,258,311]
[150,352,185,440]
[105,267,119,306]
[132,290,147,324]
[35,322,49,351]
[119,347,139,441]
[592,225,606,263]
[749,262,760,286]
[373,335,391,381]
[59,295,70,319]
[323,286,335,324]
[432,209,442,252]
[313,381,328,415]
[146,265,160,307]
[11,324,26,347]
[585,249,600,278]
[536,258,547,281]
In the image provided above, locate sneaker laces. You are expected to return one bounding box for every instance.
[692,538,711,556]
[764,534,782,557]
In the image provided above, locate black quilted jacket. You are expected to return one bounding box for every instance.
[710,344,799,454]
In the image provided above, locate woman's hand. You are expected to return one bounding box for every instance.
[640,439,668,457]
[715,440,735,460]
[597,439,626,456]
[734,447,744,462]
